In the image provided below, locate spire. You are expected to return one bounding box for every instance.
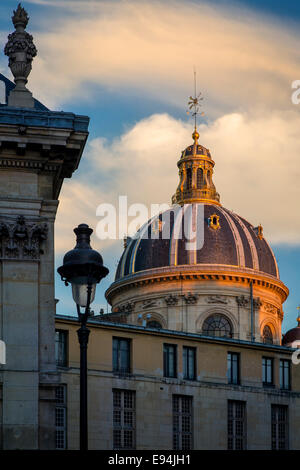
[4,4,37,108]
[187,69,203,139]
[172,76,220,206]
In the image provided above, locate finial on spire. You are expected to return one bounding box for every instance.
[187,68,204,142]
[4,3,37,108]
[172,71,220,206]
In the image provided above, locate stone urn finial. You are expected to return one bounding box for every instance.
[4,3,37,108]
[12,3,29,29]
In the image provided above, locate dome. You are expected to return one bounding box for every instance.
[106,119,288,344]
[282,317,300,346]
[115,203,279,280]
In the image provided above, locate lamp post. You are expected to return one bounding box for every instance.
[57,224,109,451]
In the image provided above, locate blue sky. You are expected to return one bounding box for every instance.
[0,0,300,333]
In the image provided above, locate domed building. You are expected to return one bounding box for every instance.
[282,315,300,347]
[0,3,299,451]
[105,128,289,345]
[56,126,300,451]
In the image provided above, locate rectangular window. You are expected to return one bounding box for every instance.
[55,385,67,450]
[271,405,288,450]
[173,395,193,450]
[228,400,247,450]
[55,330,68,367]
[183,347,196,380]
[280,360,291,390]
[113,338,131,374]
[113,389,136,450]
[262,357,273,387]
[227,352,240,385]
[163,344,177,378]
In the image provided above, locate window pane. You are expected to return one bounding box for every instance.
[203,314,232,338]
[164,344,176,378]
[55,330,67,367]
[173,395,193,450]
[55,385,67,450]
[228,401,246,450]
[183,347,195,380]
[113,389,135,450]
[113,338,130,373]
[272,405,288,450]
[188,350,195,379]
[262,357,273,385]
[228,353,239,384]
[183,348,187,377]
[284,365,289,389]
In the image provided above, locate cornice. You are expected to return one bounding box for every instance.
[55,315,293,354]
[105,264,289,304]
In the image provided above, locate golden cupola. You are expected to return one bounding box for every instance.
[172,127,220,205]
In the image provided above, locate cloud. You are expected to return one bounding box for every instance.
[14,0,300,113]
[54,113,187,255]
[55,110,300,268]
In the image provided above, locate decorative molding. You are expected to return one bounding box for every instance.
[263,302,280,315]
[142,299,159,309]
[236,295,249,307]
[0,158,60,172]
[253,297,262,309]
[118,301,135,313]
[0,215,47,260]
[105,265,289,304]
[208,214,220,230]
[206,295,227,304]
[183,292,198,305]
[165,294,178,306]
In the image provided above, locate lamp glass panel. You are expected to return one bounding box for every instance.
[71,283,96,307]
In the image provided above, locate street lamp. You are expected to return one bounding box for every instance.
[57,223,109,451]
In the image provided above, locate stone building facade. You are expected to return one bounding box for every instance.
[0,4,299,451]
[53,125,300,450]
[0,6,89,449]
[55,315,300,450]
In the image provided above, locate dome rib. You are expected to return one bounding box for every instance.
[169,205,185,266]
[227,210,258,270]
[218,206,245,267]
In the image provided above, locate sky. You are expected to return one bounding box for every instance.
[0,0,299,333]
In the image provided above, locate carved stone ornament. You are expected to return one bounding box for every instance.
[142,299,159,309]
[236,295,249,307]
[263,302,279,315]
[206,295,228,304]
[165,294,178,306]
[118,301,135,313]
[0,215,48,260]
[4,4,37,107]
[253,297,262,309]
[183,292,198,305]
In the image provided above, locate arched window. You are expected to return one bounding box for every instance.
[186,168,192,190]
[207,170,211,184]
[262,325,273,344]
[197,168,203,188]
[202,314,233,338]
[147,320,162,329]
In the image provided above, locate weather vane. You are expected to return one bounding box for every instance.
[187,68,204,132]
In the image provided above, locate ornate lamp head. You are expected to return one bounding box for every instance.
[57,224,109,308]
